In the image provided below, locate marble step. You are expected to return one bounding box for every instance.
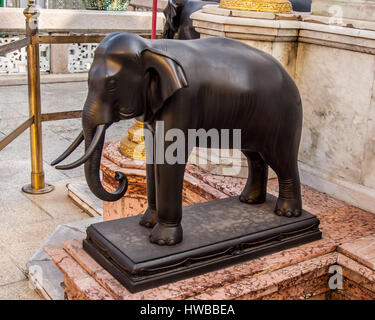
[67,183,103,217]
[26,217,102,300]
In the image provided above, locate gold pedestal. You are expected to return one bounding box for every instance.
[219,0,293,13]
[120,119,145,160]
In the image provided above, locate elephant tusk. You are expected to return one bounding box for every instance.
[51,131,84,166]
[56,125,105,170]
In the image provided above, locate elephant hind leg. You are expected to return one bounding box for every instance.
[262,151,302,218]
[239,151,268,205]
[275,177,302,217]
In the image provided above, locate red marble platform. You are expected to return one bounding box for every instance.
[44,142,375,300]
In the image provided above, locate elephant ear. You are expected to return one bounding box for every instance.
[141,48,188,117]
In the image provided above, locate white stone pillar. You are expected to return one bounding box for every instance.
[49,43,69,74]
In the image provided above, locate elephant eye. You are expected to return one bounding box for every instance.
[106,79,117,92]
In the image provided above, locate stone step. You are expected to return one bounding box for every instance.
[67,183,103,217]
[44,232,375,300]
[26,217,102,300]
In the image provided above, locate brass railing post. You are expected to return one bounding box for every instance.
[22,1,54,194]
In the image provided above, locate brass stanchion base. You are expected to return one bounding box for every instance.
[22,183,55,195]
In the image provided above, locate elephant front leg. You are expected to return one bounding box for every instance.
[149,163,185,245]
[239,151,268,204]
[140,126,158,228]
[139,163,158,228]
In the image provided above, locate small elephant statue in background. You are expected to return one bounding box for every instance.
[53,33,303,246]
[163,0,220,39]
[163,0,312,40]
[290,0,311,12]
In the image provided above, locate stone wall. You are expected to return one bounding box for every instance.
[4,0,167,10]
[311,0,375,21]
[0,7,165,74]
[0,36,50,74]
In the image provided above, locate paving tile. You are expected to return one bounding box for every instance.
[0,219,87,273]
[0,120,82,161]
[0,248,26,286]
[5,217,98,272]
[0,280,42,300]
[0,188,52,230]
[0,85,29,118]
[0,159,67,191]
[23,180,90,221]
[0,82,86,120]
[4,242,46,273]
[0,82,87,119]
[0,117,31,136]
[0,123,83,183]
[28,225,83,263]
[0,219,65,254]
[40,128,84,165]
[105,120,134,142]
[43,118,83,142]
[0,128,30,161]
[40,82,87,114]
[59,166,86,179]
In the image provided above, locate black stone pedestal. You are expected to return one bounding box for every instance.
[83,194,321,293]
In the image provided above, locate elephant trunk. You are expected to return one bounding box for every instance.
[82,100,128,202]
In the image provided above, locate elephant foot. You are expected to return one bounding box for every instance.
[149,223,183,246]
[139,207,158,228]
[274,197,302,217]
[239,191,266,205]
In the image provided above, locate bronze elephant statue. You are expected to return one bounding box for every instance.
[53,33,303,245]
